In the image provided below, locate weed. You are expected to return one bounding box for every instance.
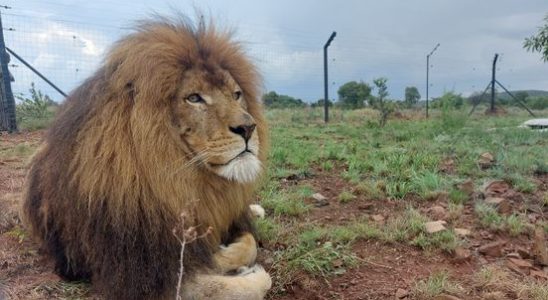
[338,190,355,203]
[506,214,526,236]
[34,281,91,299]
[448,189,469,205]
[5,226,27,243]
[475,202,505,230]
[447,203,464,221]
[254,217,280,243]
[382,208,427,243]
[412,271,461,299]
[288,241,356,277]
[328,221,381,244]
[412,230,459,252]
[321,160,334,171]
[260,187,309,217]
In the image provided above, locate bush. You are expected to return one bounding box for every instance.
[15,83,57,130]
[431,91,465,109]
[525,96,548,110]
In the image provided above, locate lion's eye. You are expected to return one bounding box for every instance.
[233,91,242,101]
[186,93,204,104]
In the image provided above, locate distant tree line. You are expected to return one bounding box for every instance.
[262,91,306,108]
[263,82,548,111]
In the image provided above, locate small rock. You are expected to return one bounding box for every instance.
[312,193,329,207]
[425,220,447,234]
[507,260,528,275]
[478,240,506,257]
[532,227,548,266]
[395,288,409,299]
[332,259,343,268]
[454,247,471,262]
[439,158,455,174]
[434,294,462,300]
[530,270,548,280]
[454,228,471,237]
[429,206,447,220]
[481,180,510,197]
[506,252,521,259]
[312,193,327,201]
[314,198,329,207]
[516,247,531,259]
[457,179,475,196]
[508,258,533,269]
[478,152,495,169]
[263,257,274,265]
[358,203,374,210]
[484,197,511,214]
[482,291,505,300]
[371,214,385,223]
[528,213,540,223]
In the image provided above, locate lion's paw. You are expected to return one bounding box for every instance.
[237,264,272,292]
[249,204,265,219]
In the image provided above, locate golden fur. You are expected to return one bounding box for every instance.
[22,16,270,299]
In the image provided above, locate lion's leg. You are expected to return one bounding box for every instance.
[214,232,257,273]
[181,265,271,300]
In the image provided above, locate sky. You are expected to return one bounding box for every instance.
[2,0,548,103]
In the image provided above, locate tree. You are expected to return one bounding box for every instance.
[262,91,306,108]
[372,77,393,127]
[337,81,372,109]
[524,13,548,62]
[404,86,421,108]
[515,91,529,103]
[311,99,332,108]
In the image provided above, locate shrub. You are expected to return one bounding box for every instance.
[15,83,56,130]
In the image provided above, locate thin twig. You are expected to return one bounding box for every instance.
[172,211,212,300]
[354,256,394,270]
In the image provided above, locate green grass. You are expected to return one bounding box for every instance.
[475,203,529,235]
[475,202,505,230]
[338,190,355,203]
[0,143,37,160]
[259,107,546,293]
[412,271,461,299]
[448,189,469,205]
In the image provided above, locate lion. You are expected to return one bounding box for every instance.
[22,16,271,300]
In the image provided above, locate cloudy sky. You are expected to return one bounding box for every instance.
[3,0,547,102]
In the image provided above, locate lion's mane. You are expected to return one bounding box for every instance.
[22,16,267,299]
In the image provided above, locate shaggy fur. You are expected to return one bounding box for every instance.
[22,16,268,300]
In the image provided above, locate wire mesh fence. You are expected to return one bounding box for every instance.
[1,8,330,103]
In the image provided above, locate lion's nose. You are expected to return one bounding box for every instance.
[229,124,256,142]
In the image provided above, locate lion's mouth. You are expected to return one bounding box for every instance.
[209,150,255,168]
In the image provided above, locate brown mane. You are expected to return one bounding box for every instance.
[22,16,267,299]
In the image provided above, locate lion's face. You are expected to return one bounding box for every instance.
[171,68,261,183]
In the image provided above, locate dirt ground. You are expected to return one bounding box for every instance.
[1,131,547,300]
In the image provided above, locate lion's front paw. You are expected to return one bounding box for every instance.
[215,232,257,273]
[237,264,272,294]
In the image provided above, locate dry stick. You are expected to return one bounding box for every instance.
[172,212,213,300]
[354,256,394,270]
